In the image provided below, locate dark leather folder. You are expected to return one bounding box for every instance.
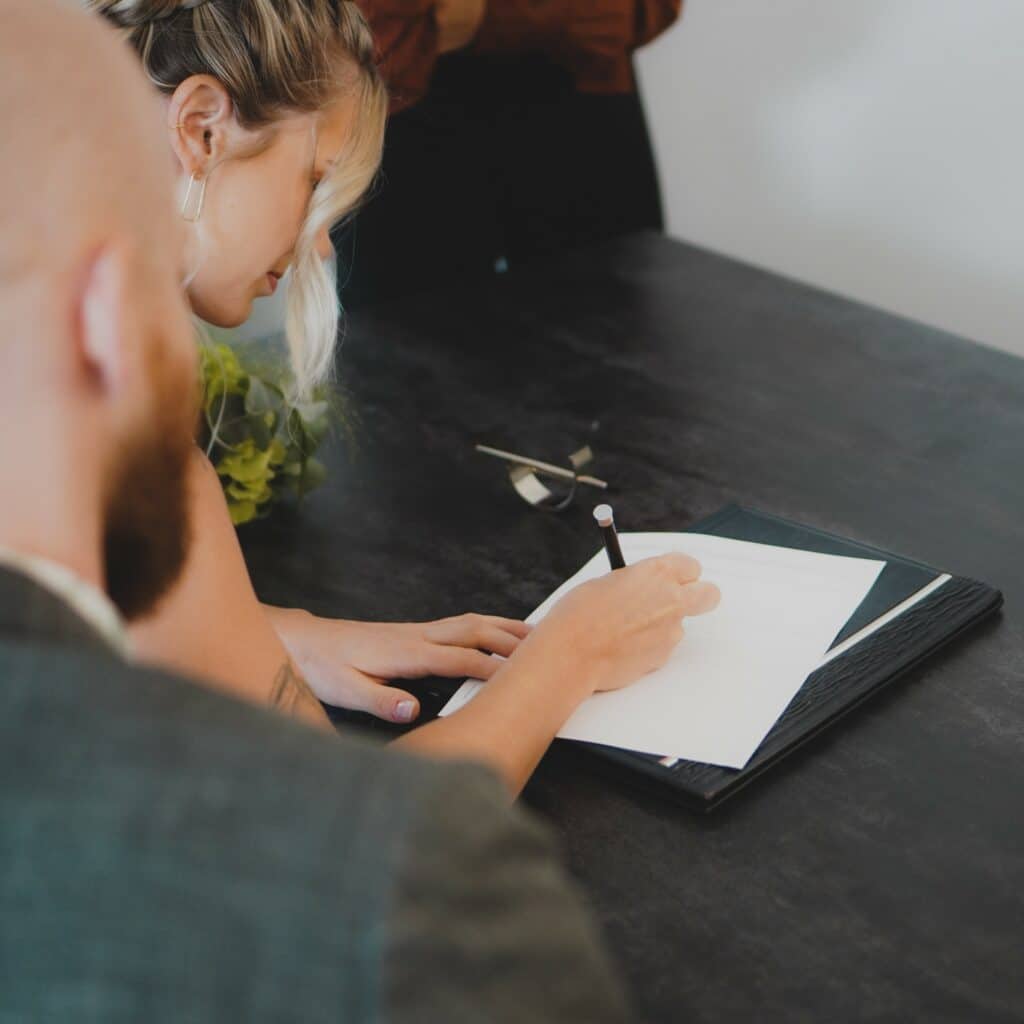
[336,505,1002,812]
[573,506,1003,811]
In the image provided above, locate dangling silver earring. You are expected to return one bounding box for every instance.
[180,174,207,223]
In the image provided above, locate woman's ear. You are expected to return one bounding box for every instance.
[166,75,236,178]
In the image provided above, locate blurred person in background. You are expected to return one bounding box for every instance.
[340,0,683,307]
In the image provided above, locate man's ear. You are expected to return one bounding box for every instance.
[78,244,130,396]
[166,74,236,178]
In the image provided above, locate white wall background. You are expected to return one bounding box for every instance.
[636,0,1024,356]
[242,3,1024,358]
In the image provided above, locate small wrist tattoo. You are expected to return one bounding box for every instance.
[268,660,319,715]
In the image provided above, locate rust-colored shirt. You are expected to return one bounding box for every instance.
[358,1,683,112]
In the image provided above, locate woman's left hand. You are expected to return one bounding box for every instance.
[266,608,531,724]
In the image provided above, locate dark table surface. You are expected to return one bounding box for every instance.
[242,233,1024,1023]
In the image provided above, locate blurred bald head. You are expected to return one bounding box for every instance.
[0,0,176,297]
[0,0,198,621]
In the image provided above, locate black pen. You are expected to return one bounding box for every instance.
[593,504,627,570]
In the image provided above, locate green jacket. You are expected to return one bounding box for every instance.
[0,568,631,1022]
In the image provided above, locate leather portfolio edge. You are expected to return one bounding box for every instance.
[568,506,1004,812]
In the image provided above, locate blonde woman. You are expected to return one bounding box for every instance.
[89,0,720,792]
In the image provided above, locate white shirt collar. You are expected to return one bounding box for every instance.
[0,546,129,657]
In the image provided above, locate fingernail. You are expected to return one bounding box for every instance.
[395,700,417,723]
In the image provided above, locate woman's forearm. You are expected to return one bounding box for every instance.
[129,451,331,732]
[393,634,596,796]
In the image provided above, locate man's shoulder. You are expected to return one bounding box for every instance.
[0,636,518,1020]
[0,633,493,821]
[1,639,631,1022]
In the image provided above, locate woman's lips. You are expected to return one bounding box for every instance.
[264,272,280,295]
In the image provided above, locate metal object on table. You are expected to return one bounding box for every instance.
[475,443,609,512]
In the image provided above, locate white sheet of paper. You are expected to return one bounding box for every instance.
[440,533,885,769]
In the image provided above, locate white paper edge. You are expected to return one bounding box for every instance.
[656,573,953,768]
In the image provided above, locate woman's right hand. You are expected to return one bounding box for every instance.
[395,554,719,796]
[529,554,720,696]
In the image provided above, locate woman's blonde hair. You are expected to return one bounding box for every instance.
[87,0,387,399]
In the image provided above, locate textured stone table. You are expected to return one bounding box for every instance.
[242,233,1024,1023]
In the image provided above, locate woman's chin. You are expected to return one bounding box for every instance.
[187,291,253,329]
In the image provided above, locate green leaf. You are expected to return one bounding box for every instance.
[200,343,248,402]
[295,400,329,422]
[247,413,273,451]
[267,438,288,466]
[216,440,273,484]
[198,338,334,525]
[297,456,327,497]
[226,479,273,504]
[228,500,259,526]
[245,377,283,418]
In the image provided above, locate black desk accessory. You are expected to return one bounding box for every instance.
[475,443,607,511]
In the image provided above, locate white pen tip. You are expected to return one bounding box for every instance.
[593,504,614,527]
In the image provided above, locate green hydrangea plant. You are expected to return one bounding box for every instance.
[198,343,331,526]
